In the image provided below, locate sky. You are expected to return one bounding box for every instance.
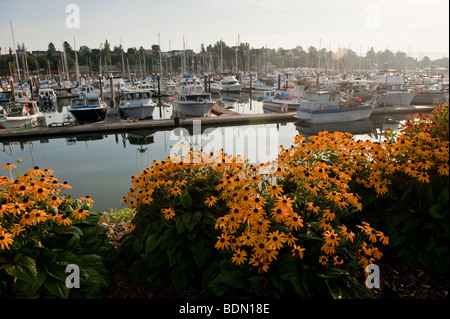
[0,0,449,60]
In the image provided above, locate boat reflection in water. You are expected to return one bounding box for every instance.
[295,118,374,138]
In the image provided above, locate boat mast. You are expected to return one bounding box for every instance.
[74,38,80,84]
[158,33,163,78]
[121,38,125,78]
[10,20,21,82]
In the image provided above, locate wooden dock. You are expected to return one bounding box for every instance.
[0,104,436,142]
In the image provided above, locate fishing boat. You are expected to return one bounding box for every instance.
[205,79,222,94]
[119,89,156,120]
[38,88,57,110]
[251,79,275,91]
[220,76,242,92]
[295,90,380,124]
[171,75,215,117]
[373,71,416,106]
[410,84,448,105]
[262,86,304,112]
[0,100,44,129]
[67,96,108,123]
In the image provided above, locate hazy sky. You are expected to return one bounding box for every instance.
[1,0,449,59]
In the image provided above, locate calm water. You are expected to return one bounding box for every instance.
[1,92,411,212]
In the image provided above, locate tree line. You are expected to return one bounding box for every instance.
[1,39,448,78]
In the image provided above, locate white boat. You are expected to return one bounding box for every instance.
[295,90,379,124]
[220,76,242,92]
[262,86,304,112]
[205,79,222,94]
[172,75,215,117]
[0,100,44,129]
[119,90,156,120]
[103,77,127,100]
[411,84,448,105]
[67,96,108,123]
[251,79,274,91]
[373,71,416,106]
[38,88,57,108]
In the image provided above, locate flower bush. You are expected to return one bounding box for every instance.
[0,164,116,298]
[122,105,449,298]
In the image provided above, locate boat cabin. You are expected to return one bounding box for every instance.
[301,91,341,110]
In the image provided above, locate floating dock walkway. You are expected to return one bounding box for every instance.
[0,104,436,142]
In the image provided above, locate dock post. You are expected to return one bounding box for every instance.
[157,74,161,96]
[278,74,281,90]
[10,77,15,102]
[109,74,115,108]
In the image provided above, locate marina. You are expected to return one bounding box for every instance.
[0,87,438,213]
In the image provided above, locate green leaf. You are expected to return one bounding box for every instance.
[428,203,445,219]
[45,263,67,281]
[43,277,70,299]
[180,189,192,210]
[66,234,80,251]
[170,269,187,291]
[128,259,149,284]
[217,269,247,289]
[144,233,161,254]
[182,211,203,232]
[5,255,38,284]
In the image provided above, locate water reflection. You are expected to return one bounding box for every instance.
[1,92,425,212]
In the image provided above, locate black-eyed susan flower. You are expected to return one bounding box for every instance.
[291,245,305,259]
[8,224,24,236]
[339,225,355,243]
[2,163,16,170]
[0,231,14,250]
[55,214,73,226]
[267,184,283,198]
[285,232,297,247]
[284,213,303,231]
[125,223,136,233]
[215,233,231,251]
[318,255,328,265]
[161,207,176,220]
[333,255,344,266]
[80,195,94,204]
[71,208,89,221]
[204,196,218,207]
[231,248,247,266]
[323,230,340,248]
[47,196,62,208]
[266,230,287,250]
[30,209,47,224]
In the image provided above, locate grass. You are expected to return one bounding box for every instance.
[99,207,136,224]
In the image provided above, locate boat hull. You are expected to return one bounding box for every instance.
[221,84,242,92]
[262,100,299,112]
[119,104,155,120]
[411,91,447,105]
[0,113,43,129]
[295,104,375,124]
[68,107,108,123]
[382,91,416,106]
[172,101,215,117]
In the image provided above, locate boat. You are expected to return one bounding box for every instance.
[205,79,222,94]
[295,90,380,124]
[171,75,215,117]
[262,86,304,112]
[37,88,57,110]
[373,71,416,106]
[410,84,448,105]
[220,76,242,92]
[67,96,108,123]
[119,89,156,120]
[251,79,274,91]
[0,100,44,129]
